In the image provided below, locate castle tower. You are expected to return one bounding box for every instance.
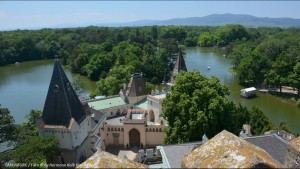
[37,57,93,163]
[42,58,86,127]
[170,48,187,84]
[120,73,149,104]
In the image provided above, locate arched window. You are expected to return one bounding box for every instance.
[149,110,155,122]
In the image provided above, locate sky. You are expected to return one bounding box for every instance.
[0,1,300,30]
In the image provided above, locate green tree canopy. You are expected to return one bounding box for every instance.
[0,108,17,145]
[248,106,272,135]
[162,70,273,144]
[215,24,249,46]
[163,70,247,143]
[13,136,61,165]
[198,32,214,47]
[16,110,42,143]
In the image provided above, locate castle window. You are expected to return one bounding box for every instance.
[61,132,64,138]
[121,128,124,131]
[53,85,59,92]
[159,128,162,132]
[108,128,110,131]
[156,128,158,132]
[146,128,148,132]
[118,128,120,131]
[149,128,152,132]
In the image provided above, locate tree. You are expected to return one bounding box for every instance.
[95,76,122,96]
[16,110,42,143]
[13,136,61,165]
[0,108,17,145]
[198,32,214,47]
[248,106,272,135]
[184,37,198,47]
[289,63,300,97]
[215,24,249,46]
[84,53,112,80]
[265,55,290,93]
[162,70,247,143]
[161,26,187,43]
[237,57,255,84]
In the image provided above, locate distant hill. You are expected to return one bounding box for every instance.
[99,14,300,28]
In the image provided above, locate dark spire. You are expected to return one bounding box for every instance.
[42,59,86,127]
[170,48,187,83]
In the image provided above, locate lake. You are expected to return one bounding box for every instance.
[185,47,300,135]
[0,47,299,134]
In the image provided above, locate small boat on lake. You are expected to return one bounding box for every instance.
[240,87,257,98]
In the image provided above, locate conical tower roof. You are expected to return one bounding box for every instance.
[170,48,187,83]
[126,73,148,97]
[42,58,86,127]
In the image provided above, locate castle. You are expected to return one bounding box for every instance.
[36,49,187,163]
[37,50,300,168]
[77,130,300,168]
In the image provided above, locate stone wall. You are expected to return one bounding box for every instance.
[76,151,148,168]
[286,136,300,168]
[181,130,283,168]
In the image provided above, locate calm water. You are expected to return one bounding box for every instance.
[0,47,299,135]
[185,47,300,134]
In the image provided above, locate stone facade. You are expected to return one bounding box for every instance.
[102,108,165,149]
[87,74,167,150]
[286,136,300,168]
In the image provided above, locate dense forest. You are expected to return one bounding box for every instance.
[1,25,300,98]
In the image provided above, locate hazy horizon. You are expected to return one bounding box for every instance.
[1,1,300,31]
